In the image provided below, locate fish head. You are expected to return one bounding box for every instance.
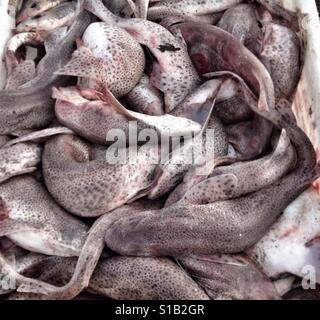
[16,17,39,32]
[179,254,280,300]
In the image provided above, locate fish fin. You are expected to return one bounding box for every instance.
[0,218,35,237]
[200,98,216,130]
[190,156,237,180]
[205,71,265,112]
[132,167,164,202]
[187,254,249,267]
[103,88,201,138]
[4,127,74,147]
[55,46,107,83]
[101,88,137,119]
[182,173,238,204]
[180,97,218,128]
[5,60,36,89]
[127,182,155,203]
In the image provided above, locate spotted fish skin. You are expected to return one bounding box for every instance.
[53,86,201,146]
[16,0,68,23]
[125,74,164,116]
[147,0,242,20]
[58,22,146,97]
[104,165,315,257]
[176,22,275,113]
[4,32,41,74]
[0,142,41,183]
[9,255,210,300]
[83,0,200,112]
[0,10,91,134]
[0,176,88,256]
[16,2,77,34]
[53,86,149,145]
[179,254,280,300]
[259,22,301,100]
[103,94,317,258]
[147,78,229,200]
[217,3,262,55]
[42,134,159,217]
[166,130,296,206]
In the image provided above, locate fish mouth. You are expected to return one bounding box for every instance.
[16,14,28,24]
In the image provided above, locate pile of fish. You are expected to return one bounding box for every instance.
[0,0,319,300]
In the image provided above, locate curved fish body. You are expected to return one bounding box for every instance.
[10,256,209,300]
[125,74,164,116]
[147,78,229,200]
[4,32,41,89]
[259,22,301,100]
[16,2,77,34]
[147,0,242,20]
[102,97,317,257]
[4,32,40,74]
[58,22,145,97]
[16,0,68,23]
[54,86,201,145]
[217,3,262,55]
[0,9,91,134]
[225,116,273,160]
[0,176,88,256]
[5,32,41,90]
[19,119,318,299]
[0,143,41,184]
[176,23,275,113]
[14,206,148,298]
[42,134,159,217]
[166,130,296,206]
[83,0,200,111]
[147,111,228,200]
[179,254,280,300]
[104,166,315,256]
